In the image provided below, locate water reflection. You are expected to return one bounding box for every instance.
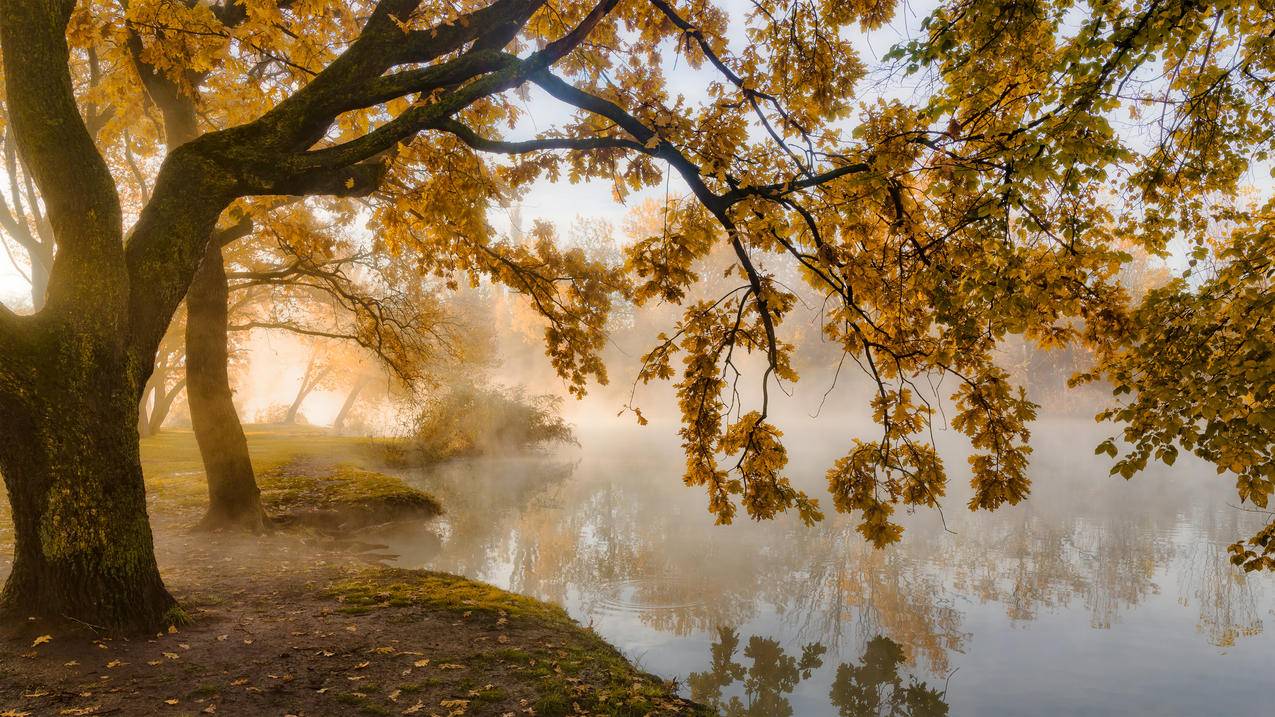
[688,627,826,717]
[686,629,949,717]
[387,421,1274,715]
[828,636,949,717]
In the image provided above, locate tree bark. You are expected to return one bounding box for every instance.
[0,326,176,631]
[186,243,266,531]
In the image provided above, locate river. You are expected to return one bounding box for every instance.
[390,415,1273,716]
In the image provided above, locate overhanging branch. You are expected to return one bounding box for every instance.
[229,321,359,343]
[434,118,644,153]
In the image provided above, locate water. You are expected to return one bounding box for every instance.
[386,416,1274,716]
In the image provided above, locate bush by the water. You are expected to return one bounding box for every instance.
[397,384,575,463]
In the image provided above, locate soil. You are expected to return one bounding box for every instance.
[0,454,707,717]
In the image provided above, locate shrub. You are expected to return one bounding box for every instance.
[400,384,575,463]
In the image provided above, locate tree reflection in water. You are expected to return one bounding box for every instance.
[688,628,949,717]
[392,433,1273,714]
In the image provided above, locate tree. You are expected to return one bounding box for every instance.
[0,133,56,311]
[137,306,188,437]
[1,0,1272,630]
[282,346,333,424]
[332,371,377,432]
[223,204,482,430]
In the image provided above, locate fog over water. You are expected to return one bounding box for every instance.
[368,405,1274,716]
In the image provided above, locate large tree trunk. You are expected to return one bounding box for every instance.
[186,243,266,532]
[0,329,176,631]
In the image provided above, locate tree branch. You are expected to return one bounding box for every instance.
[121,0,606,366]
[434,118,645,153]
[228,320,361,343]
[0,0,126,319]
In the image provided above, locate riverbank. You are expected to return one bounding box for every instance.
[0,428,706,716]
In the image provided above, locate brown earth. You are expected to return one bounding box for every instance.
[0,444,707,717]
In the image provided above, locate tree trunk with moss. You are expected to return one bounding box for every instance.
[0,0,409,631]
[0,325,176,630]
[187,243,267,531]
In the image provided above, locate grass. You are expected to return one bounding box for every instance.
[325,568,713,717]
[262,462,443,527]
[0,426,708,715]
[0,424,425,541]
[141,424,401,513]
[328,567,574,624]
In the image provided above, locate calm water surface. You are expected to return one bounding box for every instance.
[388,417,1273,716]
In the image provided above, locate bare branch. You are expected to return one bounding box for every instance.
[228,320,360,342]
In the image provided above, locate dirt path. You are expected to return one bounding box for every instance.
[0,464,707,717]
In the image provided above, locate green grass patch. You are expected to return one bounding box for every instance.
[324,567,712,716]
[327,568,568,624]
[261,463,441,525]
[136,425,410,516]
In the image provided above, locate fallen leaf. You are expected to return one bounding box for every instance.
[31,635,52,647]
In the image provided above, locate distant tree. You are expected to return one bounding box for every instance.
[1,0,1273,631]
[281,347,332,425]
[137,306,187,437]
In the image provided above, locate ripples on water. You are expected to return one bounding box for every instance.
[386,417,1273,716]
